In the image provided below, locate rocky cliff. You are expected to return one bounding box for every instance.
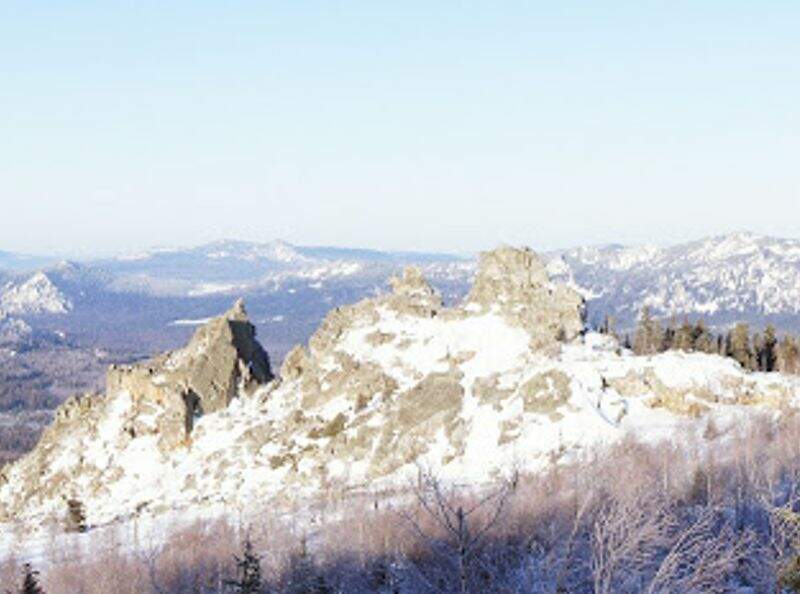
[105,299,272,451]
[1,246,799,532]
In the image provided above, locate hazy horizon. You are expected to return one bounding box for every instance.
[2,2,798,255]
[2,229,798,262]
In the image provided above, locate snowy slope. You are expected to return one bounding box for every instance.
[2,247,800,535]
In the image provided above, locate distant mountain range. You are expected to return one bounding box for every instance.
[1,233,800,359]
[547,232,800,331]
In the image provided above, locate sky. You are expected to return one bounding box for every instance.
[1,1,798,256]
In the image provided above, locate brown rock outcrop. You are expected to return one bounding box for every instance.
[466,247,585,348]
[107,299,273,450]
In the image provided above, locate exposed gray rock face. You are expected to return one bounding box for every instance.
[466,247,585,348]
[106,299,273,450]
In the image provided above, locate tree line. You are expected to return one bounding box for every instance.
[599,307,800,374]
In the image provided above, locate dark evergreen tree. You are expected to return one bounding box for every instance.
[673,318,694,352]
[634,307,664,355]
[729,323,754,370]
[663,315,678,350]
[692,319,715,353]
[762,324,778,372]
[21,564,44,594]
[778,335,800,375]
[753,333,764,371]
[600,315,617,338]
[285,536,333,594]
[226,535,262,594]
[623,334,632,351]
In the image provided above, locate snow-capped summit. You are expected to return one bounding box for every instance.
[0,271,72,316]
[547,232,800,329]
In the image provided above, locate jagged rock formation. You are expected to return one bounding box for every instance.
[0,300,273,525]
[466,247,585,347]
[106,299,272,451]
[1,246,800,533]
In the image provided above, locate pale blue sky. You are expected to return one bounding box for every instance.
[1,1,798,256]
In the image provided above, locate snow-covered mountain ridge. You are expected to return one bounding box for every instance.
[4,233,800,333]
[545,232,800,330]
[2,246,800,534]
[0,272,72,316]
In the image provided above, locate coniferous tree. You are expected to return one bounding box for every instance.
[778,335,800,375]
[634,307,664,356]
[21,564,44,594]
[729,323,755,370]
[673,318,695,352]
[753,333,764,371]
[600,315,617,338]
[664,315,678,350]
[693,320,715,353]
[762,324,778,372]
[286,536,332,594]
[633,307,652,355]
[226,535,262,594]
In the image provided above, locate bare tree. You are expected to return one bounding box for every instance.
[137,541,167,594]
[764,496,800,592]
[590,484,673,594]
[551,495,592,594]
[399,468,517,594]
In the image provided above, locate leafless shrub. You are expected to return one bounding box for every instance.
[644,510,752,594]
[21,415,800,592]
[590,478,674,594]
[397,468,517,594]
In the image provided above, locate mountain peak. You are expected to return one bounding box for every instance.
[0,271,71,316]
[102,299,273,451]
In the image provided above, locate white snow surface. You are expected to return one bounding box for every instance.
[3,290,800,547]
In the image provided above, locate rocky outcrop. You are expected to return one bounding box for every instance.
[466,247,585,348]
[102,299,273,451]
[0,300,274,524]
[15,246,769,532]
[387,267,443,317]
[307,266,443,358]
